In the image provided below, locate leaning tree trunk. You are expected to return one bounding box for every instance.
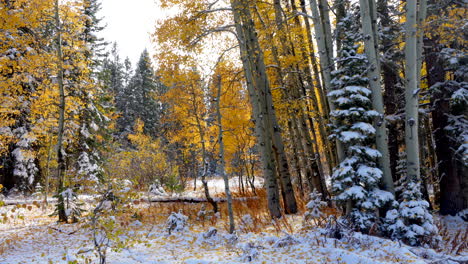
[54,0,67,223]
[359,0,394,193]
[231,0,282,218]
[215,75,235,233]
[403,0,420,182]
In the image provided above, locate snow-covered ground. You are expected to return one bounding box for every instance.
[0,179,466,264]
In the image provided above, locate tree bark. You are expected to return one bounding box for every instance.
[309,0,345,162]
[403,0,420,182]
[378,0,400,182]
[54,0,67,223]
[359,0,394,193]
[215,75,235,233]
[231,0,282,218]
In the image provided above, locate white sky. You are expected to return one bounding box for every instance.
[98,0,164,66]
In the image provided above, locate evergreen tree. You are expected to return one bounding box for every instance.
[72,0,109,185]
[117,50,163,136]
[329,6,394,233]
[385,151,440,246]
[81,0,107,69]
[100,43,125,96]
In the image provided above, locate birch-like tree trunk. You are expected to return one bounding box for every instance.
[54,0,67,223]
[359,0,394,193]
[215,75,235,233]
[231,0,281,218]
[404,0,420,182]
[309,0,345,162]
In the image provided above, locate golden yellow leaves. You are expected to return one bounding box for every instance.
[426,6,467,48]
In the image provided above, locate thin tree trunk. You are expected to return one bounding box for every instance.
[359,0,394,193]
[418,115,433,210]
[215,75,235,233]
[309,0,345,162]
[299,0,335,171]
[271,0,327,197]
[299,0,330,117]
[54,0,67,223]
[255,2,298,214]
[231,0,281,218]
[378,0,400,182]
[403,0,420,182]
[43,131,53,209]
[288,0,331,179]
[191,85,218,213]
[287,120,304,196]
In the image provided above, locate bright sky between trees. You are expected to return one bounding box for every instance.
[98,0,164,65]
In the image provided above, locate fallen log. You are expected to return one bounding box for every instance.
[2,196,258,206]
[147,196,258,203]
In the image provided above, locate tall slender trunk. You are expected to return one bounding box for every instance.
[288,0,331,178]
[231,0,281,218]
[299,0,335,170]
[215,75,235,233]
[43,130,53,209]
[359,0,394,193]
[403,0,420,182]
[287,120,304,196]
[54,0,67,223]
[309,0,345,162]
[300,0,328,113]
[191,85,218,213]
[378,0,400,182]
[256,1,298,214]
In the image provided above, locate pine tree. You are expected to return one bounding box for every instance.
[329,7,394,232]
[117,50,162,137]
[72,0,110,185]
[81,0,107,70]
[100,43,125,96]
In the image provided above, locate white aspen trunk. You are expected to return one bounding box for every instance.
[318,0,334,67]
[309,0,345,162]
[54,0,67,222]
[231,0,282,218]
[404,0,420,181]
[215,75,235,233]
[359,0,395,193]
[43,131,53,210]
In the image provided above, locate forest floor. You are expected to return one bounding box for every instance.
[0,178,467,264]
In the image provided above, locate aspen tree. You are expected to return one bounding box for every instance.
[215,75,235,233]
[54,0,67,222]
[231,0,282,217]
[359,0,394,193]
[403,0,420,182]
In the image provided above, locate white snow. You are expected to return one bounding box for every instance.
[340,131,364,142]
[0,179,466,264]
[351,122,376,134]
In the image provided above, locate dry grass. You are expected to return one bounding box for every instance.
[131,188,301,235]
[437,220,468,255]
